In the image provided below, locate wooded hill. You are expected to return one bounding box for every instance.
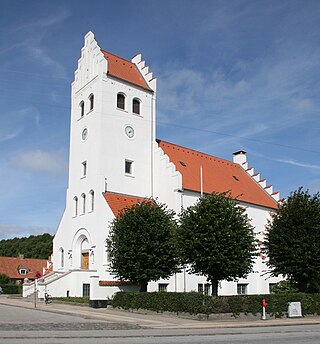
[0,233,53,259]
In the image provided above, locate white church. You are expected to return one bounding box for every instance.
[24,32,282,303]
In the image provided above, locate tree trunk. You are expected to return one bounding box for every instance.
[139,280,148,292]
[297,279,308,293]
[211,280,219,296]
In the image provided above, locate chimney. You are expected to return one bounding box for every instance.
[233,150,247,165]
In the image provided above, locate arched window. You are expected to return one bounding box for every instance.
[132,98,140,115]
[73,197,78,217]
[89,94,94,111]
[59,248,64,268]
[89,190,94,212]
[117,93,125,110]
[79,101,84,117]
[81,193,86,214]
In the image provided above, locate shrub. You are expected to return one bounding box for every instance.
[52,297,89,304]
[111,291,320,316]
[2,284,22,294]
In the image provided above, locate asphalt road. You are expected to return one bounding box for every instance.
[1,302,320,343]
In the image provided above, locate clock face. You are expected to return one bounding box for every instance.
[82,128,88,140]
[125,125,135,138]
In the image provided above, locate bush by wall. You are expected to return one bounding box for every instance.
[111,291,320,317]
[1,284,22,294]
[52,297,89,304]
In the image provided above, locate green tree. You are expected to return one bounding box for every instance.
[0,233,53,259]
[264,188,320,293]
[0,273,10,285]
[177,192,256,296]
[271,280,299,294]
[107,200,179,292]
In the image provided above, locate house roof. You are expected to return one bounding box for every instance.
[157,140,278,209]
[101,50,151,91]
[104,192,148,217]
[0,256,48,280]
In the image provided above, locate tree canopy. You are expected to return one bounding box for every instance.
[264,187,320,293]
[107,200,179,291]
[177,192,256,296]
[0,273,10,285]
[0,233,53,259]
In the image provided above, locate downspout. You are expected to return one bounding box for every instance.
[200,165,203,197]
[151,91,155,198]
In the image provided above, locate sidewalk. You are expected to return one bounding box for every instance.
[1,295,320,330]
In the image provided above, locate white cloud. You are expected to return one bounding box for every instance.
[0,224,53,240]
[29,46,66,77]
[305,179,320,194]
[0,130,22,142]
[10,149,67,175]
[9,9,71,33]
[270,158,320,170]
[0,10,70,76]
[0,107,41,142]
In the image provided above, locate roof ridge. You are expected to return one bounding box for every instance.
[105,191,147,199]
[156,139,239,167]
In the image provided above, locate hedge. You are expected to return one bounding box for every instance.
[111,292,320,317]
[1,284,22,294]
[52,297,89,304]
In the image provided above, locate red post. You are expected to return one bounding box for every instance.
[262,298,267,320]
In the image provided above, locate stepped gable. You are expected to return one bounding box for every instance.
[0,256,48,280]
[157,140,278,209]
[104,192,150,217]
[101,50,152,91]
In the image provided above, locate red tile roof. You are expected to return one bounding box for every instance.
[104,192,148,217]
[0,256,48,280]
[101,50,151,91]
[157,140,278,209]
[99,280,137,286]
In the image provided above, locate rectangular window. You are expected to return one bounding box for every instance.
[269,283,276,294]
[237,283,248,295]
[19,269,27,275]
[81,161,87,178]
[198,283,204,293]
[204,283,211,295]
[82,283,90,297]
[125,160,133,175]
[158,283,168,292]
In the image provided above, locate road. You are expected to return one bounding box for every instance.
[1,302,320,343]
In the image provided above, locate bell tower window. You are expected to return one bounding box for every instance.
[80,101,84,117]
[132,98,140,115]
[89,94,94,111]
[117,93,125,110]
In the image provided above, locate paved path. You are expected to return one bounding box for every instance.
[1,295,320,330]
[1,297,320,343]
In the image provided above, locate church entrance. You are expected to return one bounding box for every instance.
[80,237,90,270]
[81,251,89,269]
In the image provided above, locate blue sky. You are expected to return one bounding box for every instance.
[1,0,320,239]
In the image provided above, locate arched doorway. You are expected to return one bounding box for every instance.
[80,238,90,269]
[72,228,92,270]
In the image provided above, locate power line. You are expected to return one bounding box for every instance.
[0,84,319,154]
[156,121,320,154]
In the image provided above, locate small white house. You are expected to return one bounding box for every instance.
[25,32,282,302]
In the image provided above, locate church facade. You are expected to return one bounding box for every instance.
[25,32,282,301]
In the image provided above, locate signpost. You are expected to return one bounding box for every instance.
[262,298,267,320]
